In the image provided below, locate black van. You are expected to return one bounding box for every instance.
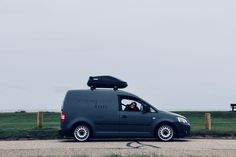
[59,76,190,142]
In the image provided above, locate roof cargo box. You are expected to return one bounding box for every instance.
[87,76,128,90]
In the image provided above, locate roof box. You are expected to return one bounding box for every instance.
[87,76,128,90]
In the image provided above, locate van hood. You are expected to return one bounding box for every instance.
[159,110,186,119]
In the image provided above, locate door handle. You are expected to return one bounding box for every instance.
[121,115,127,118]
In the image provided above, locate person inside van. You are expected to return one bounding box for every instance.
[124,102,140,111]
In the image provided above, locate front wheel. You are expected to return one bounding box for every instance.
[73,125,90,142]
[157,125,174,141]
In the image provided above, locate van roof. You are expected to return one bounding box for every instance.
[65,89,154,109]
[67,89,138,98]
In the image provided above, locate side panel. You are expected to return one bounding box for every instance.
[62,90,120,137]
[93,92,120,137]
[63,95,97,132]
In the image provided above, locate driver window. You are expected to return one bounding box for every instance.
[121,99,143,112]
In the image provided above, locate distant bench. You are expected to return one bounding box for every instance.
[231,104,236,112]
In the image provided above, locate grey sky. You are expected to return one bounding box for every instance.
[0,0,236,111]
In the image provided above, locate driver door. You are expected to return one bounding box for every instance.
[118,96,155,137]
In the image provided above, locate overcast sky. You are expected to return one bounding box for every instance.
[0,0,236,112]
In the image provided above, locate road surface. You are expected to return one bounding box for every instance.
[0,139,235,157]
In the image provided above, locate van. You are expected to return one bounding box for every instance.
[59,76,190,142]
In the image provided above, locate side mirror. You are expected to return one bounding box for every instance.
[143,105,150,113]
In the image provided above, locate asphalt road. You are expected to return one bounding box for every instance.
[0,139,235,157]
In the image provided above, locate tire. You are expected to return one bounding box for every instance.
[73,125,90,142]
[157,124,174,141]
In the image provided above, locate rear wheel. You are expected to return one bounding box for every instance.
[157,125,174,141]
[73,125,90,142]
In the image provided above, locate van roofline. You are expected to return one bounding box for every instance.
[66,89,151,106]
[67,89,137,97]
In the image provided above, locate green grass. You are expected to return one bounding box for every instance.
[0,112,60,139]
[0,111,235,139]
[175,111,236,137]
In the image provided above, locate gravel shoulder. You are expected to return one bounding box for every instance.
[0,139,236,157]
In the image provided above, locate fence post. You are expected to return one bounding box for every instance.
[37,112,43,128]
[204,113,211,130]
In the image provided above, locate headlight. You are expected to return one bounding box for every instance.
[177,117,188,124]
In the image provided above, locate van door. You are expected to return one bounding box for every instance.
[118,96,156,137]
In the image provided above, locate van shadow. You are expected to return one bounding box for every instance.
[59,138,190,143]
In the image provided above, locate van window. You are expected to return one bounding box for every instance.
[121,99,142,112]
[150,107,156,112]
[119,96,156,113]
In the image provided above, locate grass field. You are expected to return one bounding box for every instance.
[0,112,59,139]
[0,111,235,139]
[176,111,236,137]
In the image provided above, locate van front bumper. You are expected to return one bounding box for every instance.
[174,122,191,138]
